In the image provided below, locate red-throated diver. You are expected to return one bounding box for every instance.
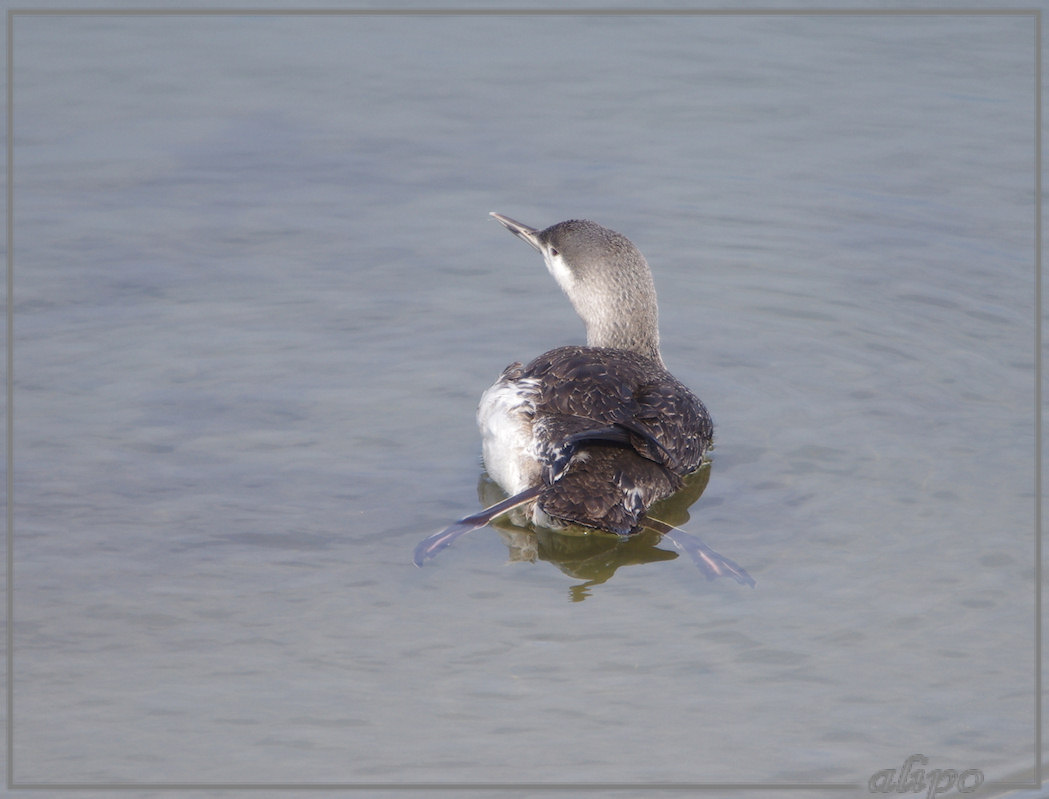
[414,213,752,586]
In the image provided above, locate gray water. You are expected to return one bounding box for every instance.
[6,9,1041,797]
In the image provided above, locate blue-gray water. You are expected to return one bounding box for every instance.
[6,10,1041,797]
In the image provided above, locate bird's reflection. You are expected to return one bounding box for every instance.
[415,457,754,597]
[474,460,745,600]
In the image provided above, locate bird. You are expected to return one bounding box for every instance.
[414,213,752,585]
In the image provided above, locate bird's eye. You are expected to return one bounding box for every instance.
[549,247,559,257]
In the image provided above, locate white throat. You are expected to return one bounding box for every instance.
[544,251,575,294]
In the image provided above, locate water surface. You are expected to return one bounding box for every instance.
[7,10,1039,795]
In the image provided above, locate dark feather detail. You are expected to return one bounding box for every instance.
[516,345,712,535]
[538,448,681,535]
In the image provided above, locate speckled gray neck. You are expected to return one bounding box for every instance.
[541,220,662,363]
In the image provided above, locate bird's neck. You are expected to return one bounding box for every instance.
[574,289,664,365]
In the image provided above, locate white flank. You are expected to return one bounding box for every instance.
[477,376,542,495]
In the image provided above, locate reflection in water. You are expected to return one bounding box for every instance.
[496,526,675,602]
[473,460,751,601]
[415,456,754,598]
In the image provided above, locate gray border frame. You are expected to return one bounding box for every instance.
[4,6,1040,792]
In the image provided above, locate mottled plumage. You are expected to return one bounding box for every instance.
[484,344,711,535]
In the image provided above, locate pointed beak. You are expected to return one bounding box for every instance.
[489,212,543,252]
